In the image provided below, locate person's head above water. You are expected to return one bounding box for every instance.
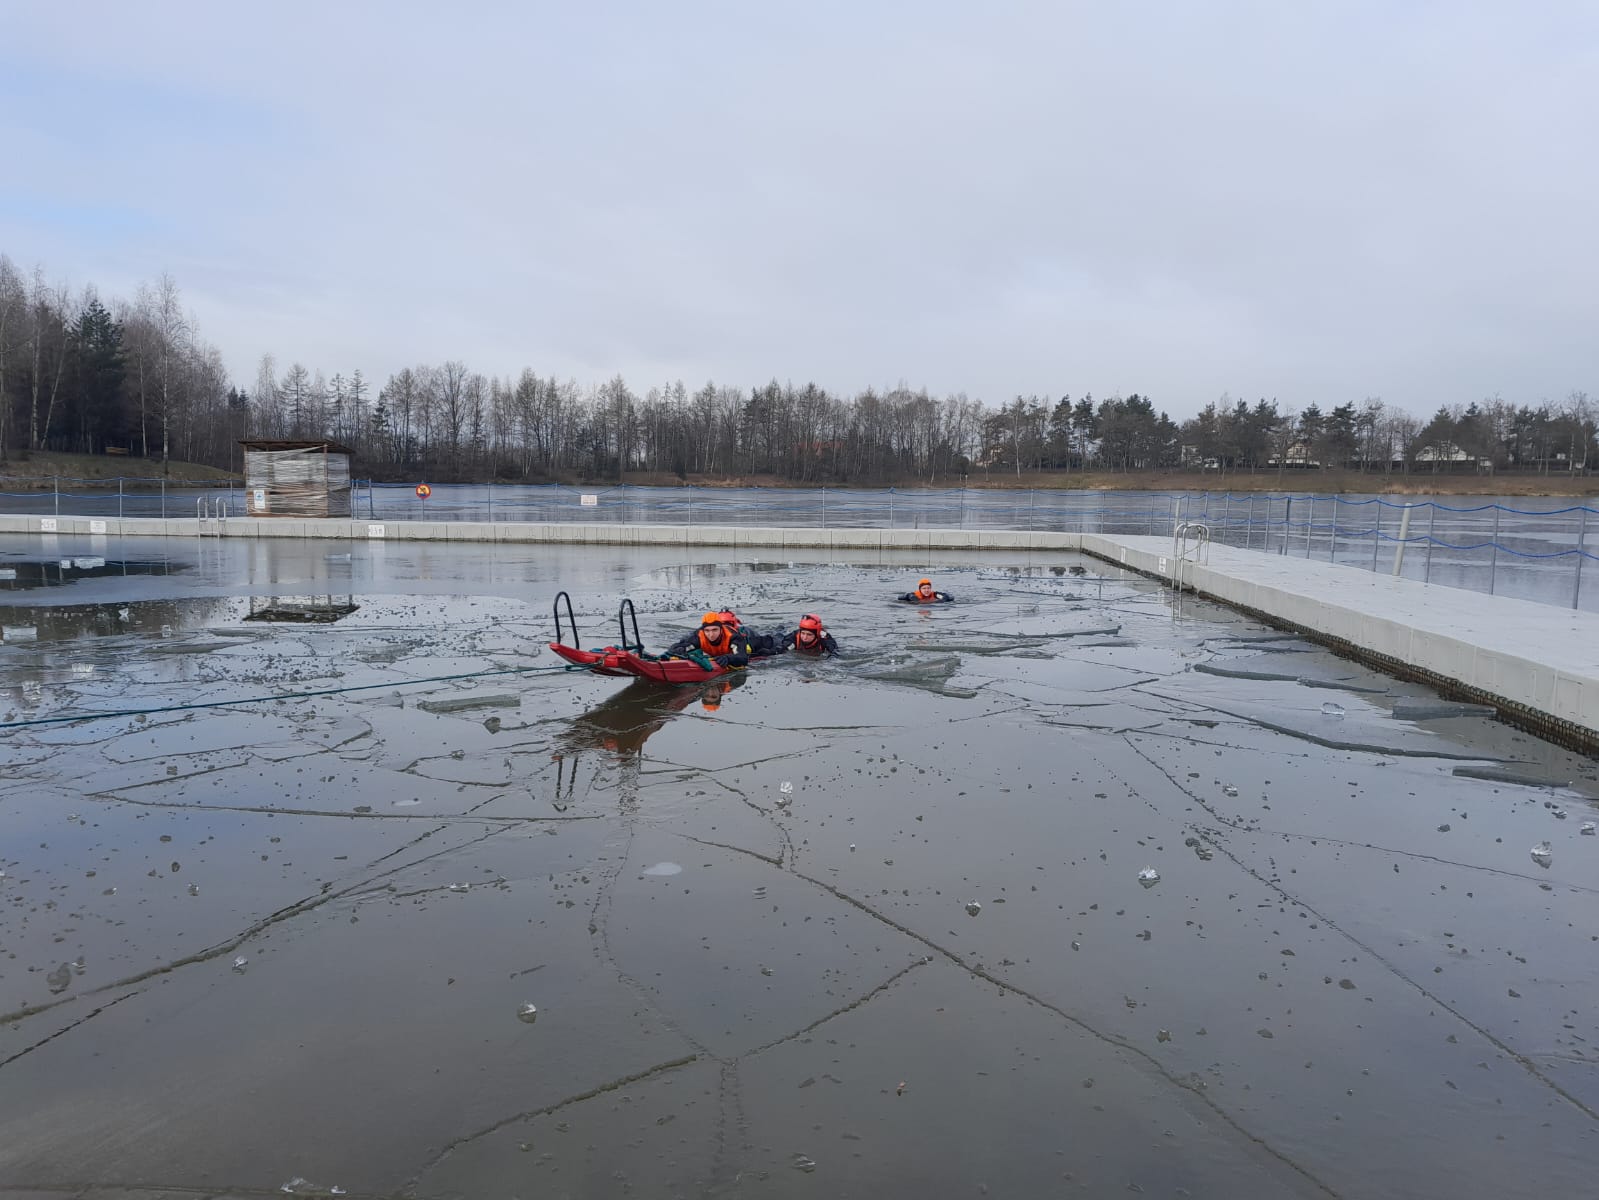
[698,612,729,647]
[717,609,740,630]
[915,578,936,598]
[795,612,825,648]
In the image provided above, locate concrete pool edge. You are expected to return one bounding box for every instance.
[1078,532,1599,753]
[0,513,1081,552]
[4,513,1595,750]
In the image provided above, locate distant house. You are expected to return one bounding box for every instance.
[240,439,354,517]
[1398,443,1491,471]
[1266,439,1320,469]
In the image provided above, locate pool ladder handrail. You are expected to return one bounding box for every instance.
[1171,521,1211,591]
[196,496,229,537]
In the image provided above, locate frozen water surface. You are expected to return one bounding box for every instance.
[1,534,1597,1198]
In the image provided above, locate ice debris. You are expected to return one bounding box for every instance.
[1137,867,1160,889]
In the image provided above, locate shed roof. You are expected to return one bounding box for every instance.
[239,439,355,455]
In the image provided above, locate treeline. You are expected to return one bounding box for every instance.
[0,255,241,469]
[1,253,1593,482]
[1181,395,1596,474]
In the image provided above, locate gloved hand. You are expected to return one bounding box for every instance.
[717,651,750,668]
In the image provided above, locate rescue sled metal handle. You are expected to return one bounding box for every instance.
[553,591,579,647]
[618,598,643,654]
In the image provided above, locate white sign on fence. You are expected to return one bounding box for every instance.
[0,568,15,580]
[367,524,386,539]
[579,494,598,507]
[39,518,56,532]
[89,520,106,534]
[253,488,267,512]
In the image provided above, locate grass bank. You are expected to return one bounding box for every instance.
[0,451,241,485]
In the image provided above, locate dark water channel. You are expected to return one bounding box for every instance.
[0,535,1596,1199]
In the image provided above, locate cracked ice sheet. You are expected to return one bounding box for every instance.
[0,820,704,1196]
[0,780,505,1023]
[603,828,929,1058]
[1216,818,1599,1115]
[1124,731,1596,877]
[1141,674,1500,759]
[91,754,512,817]
[413,1055,724,1198]
[735,958,1329,1199]
[756,723,1599,1197]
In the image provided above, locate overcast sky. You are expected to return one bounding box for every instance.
[2,1,1595,417]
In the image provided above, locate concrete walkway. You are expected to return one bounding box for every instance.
[0,512,1078,552]
[3,512,1595,747]
[1080,533,1599,749]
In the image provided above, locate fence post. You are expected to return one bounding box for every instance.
[1304,497,1314,557]
[889,488,895,529]
[487,481,494,524]
[1424,502,1436,584]
[688,486,694,526]
[118,477,124,521]
[1280,497,1291,555]
[1573,506,1589,610]
[1222,494,1232,546]
[1370,505,1381,571]
[161,479,166,519]
[53,476,59,516]
[1029,488,1036,532]
[1488,506,1501,595]
[822,486,828,529]
[1391,505,1412,576]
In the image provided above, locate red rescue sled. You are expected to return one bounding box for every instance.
[547,642,636,677]
[549,593,736,685]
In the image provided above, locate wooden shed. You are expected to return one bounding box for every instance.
[239,440,354,518]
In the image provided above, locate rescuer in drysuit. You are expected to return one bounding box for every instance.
[780,612,839,656]
[898,577,955,603]
[718,608,785,659]
[664,612,752,668]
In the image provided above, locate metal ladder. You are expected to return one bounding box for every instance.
[1170,521,1211,592]
[196,496,229,537]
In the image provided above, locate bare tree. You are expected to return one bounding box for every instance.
[254,354,281,437]
[151,273,189,473]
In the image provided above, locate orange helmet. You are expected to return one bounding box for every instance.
[718,609,740,630]
[799,613,823,631]
[918,578,932,587]
[700,611,723,626]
